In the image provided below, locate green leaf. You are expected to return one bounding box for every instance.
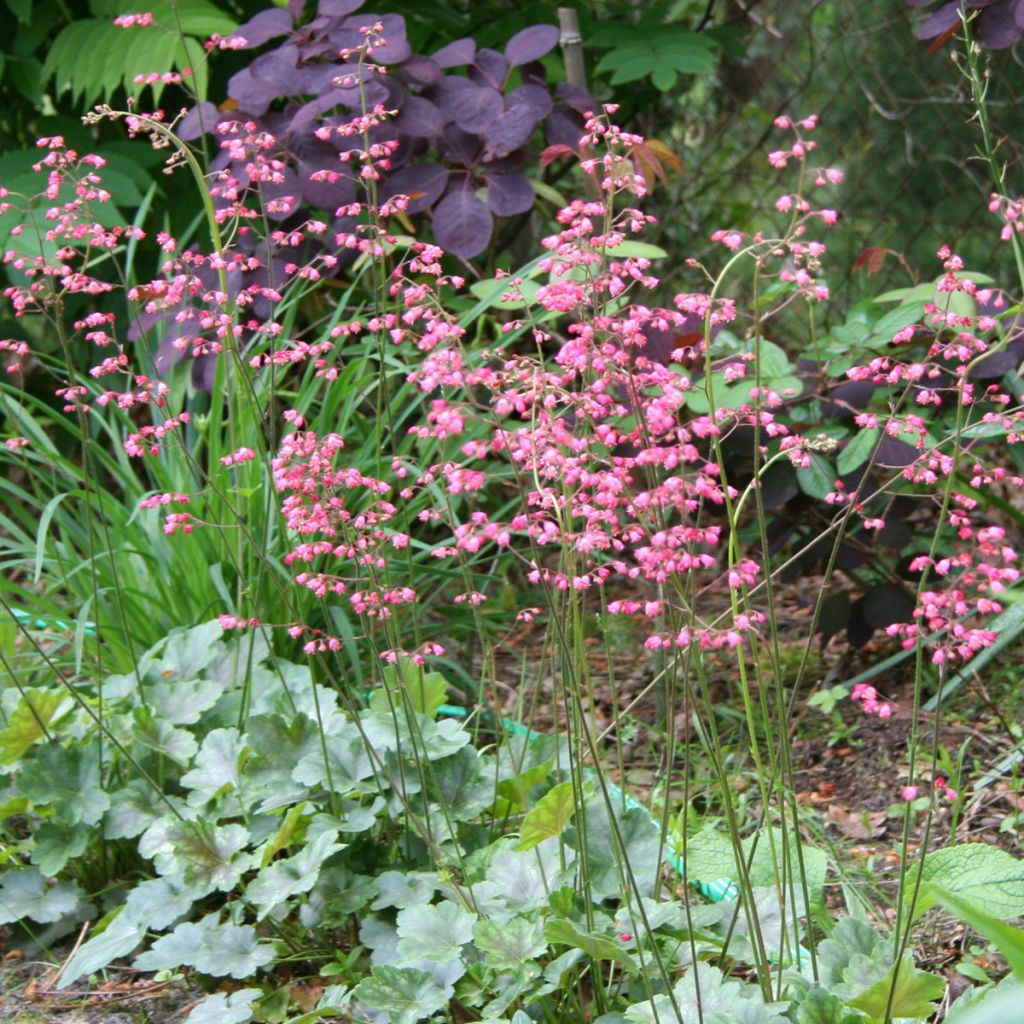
[352,965,448,1024]
[5,0,32,20]
[58,911,147,989]
[371,870,437,911]
[167,820,253,891]
[913,844,1024,920]
[468,277,542,310]
[796,452,836,500]
[923,885,1024,979]
[130,706,199,765]
[396,901,476,964]
[837,427,878,474]
[247,831,346,920]
[371,656,448,717]
[945,976,1024,1024]
[104,780,170,839]
[135,914,275,978]
[31,821,90,875]
[0,867,84,924]
[867,301,924,344]
[0,688,72,763]
[474,915,548,971]
[795,987,865,1024]
[608,241,669,260]
[181,727,247,805]
[185,989,263,1024]
[17,745,111,825]
[148,678,224,725]
[545,918,636,969]
[847,953,944,1020]
[519,781,576,850]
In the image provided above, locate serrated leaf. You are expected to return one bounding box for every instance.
[794,986,864,1023]
[247,831,346,919]
[396,900,476,963]
[181,727,247,805]
[923,885,1024,979]
[474,915,547,970]
[104,779,170,839]
[31,821,90,875]
[0,688,72,763]
[148,678,223,725]
[352,965,448,1024]
[17,745,110,826]
[185,989,262,1024]
[371,870,438,911]
[131,706,199,765]
[167,820,253,891]
[546,918,636,969]
[847,953,944,1019]
[371,657,448,717]
[519,781,576,850]
[913,844,1024,920]
[136,914,275,978]
[0,868,84,924]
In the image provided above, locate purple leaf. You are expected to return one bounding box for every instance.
[393,96,444,140]
[454,85,504,134]
[429,76,478,120]
[484,104,538,159]
[863,584,915,630]
[485,171,534,215]
[545,107,585,151]
[506,84,553,120]
[318,0,365,15]
[228,68,281,116]
[916,1,964,38]
[978,0,1023,46]
[519,60,548,87]
[432,37,476,68]
[289,0,305,15]
[504,24,560,66]
[555,81,594,113]
[1016,0,1024,28]
[381,163,449,214]
[250,44,301,90]
[470,48,509,89]
[261,167,302,222]
[298,159,357,212]
[875,436,918,468]
[178,102,220,141]
[433,185,493,258]
[333,13,411,64]
[232,8,294,48]
[394,55,444,88]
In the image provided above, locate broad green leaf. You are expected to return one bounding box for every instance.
[104,779,171,839]
[867,301,924,343]
[430,746,492,820]
[30,821,90,875]
[185,989,262,1024]
[913,843,1024,920]
[607,240,668,260]
[123,873,201,930]
[17,745,111,826]
[181,727,247,805]
[847,953,944,1020]
[837,427,877,474]
[167,820,253,891]
[945,976,1024,1024]
[567,798,661,900]
[130,706,199,765]
[468,277,542,310]
[519,781,576,850]
[0,688,72,763]
[58,911,147,989]
[396,900,476,964]
[148,678,224,725]
[923,885,1024,979]
[545,918,636,969]
[247,831,346,919]
[352,965,448,1024]
[668,962,790,1024]
[0,867,84,924]
[371,870,438,911]
[796,452,836,500]
[135,913,275,978]
[372,657,448,717]
[794,986,865,1024]
[474,915,547,971]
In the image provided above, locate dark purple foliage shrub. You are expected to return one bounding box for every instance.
[180,0,590,259]
[907,0,1024,49]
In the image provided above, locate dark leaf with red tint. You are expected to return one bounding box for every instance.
[381,163,449,214]
[853,247,889,275]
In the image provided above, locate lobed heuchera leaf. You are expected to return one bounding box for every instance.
[0,868,85,925]
[247,830,346,919]
[353,965,449,1024]
[185,989,264,1024]
[17,745,111,826]
[396,900,476,964]
[135,913,275,978]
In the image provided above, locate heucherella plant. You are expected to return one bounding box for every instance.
[4,7,1024,1024]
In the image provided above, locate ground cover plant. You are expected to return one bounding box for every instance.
[3,2,1024,1023]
